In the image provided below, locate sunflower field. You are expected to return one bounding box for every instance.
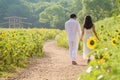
[79,16,120,80]
[0,28,60,77]
[56,16,120,80]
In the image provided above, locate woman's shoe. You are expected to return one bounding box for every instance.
[87,59,91,64]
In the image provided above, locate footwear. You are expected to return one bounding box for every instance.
[72,61,77,65]
[87,59,91,64]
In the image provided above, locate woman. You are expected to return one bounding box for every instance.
[80,16,99,63]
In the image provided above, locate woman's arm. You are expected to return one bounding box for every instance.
[93,25,100,40]
[80,26,84,41]
[77,21,82,38]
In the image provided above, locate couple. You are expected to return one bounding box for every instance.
[65,13,99,65]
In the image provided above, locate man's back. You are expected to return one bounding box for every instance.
[65,13,81,65]
[65,19,80,41]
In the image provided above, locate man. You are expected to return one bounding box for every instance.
[65,13,81,65]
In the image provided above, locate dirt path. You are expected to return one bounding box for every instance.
[2,40,86,80]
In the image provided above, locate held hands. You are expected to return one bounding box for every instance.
[80,38,83,42]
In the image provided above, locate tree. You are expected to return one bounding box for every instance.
[0,0,8,23]
[112,0,120,16]
[39,4,67,29]
[72,0,82,13]
[28,2,50,27]
[6,4,30,17]
[77,0,114,23]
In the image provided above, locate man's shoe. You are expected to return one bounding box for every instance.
[72,61,77,65]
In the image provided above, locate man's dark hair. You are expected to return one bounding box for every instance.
[70,14,77,18]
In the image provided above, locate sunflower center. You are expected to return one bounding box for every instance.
[118,33,120,35]
[113,40,116,44]
[90,40,94,45]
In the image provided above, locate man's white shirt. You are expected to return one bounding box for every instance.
[65,19,81,42]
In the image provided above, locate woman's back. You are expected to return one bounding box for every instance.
[83,27,94,41]
[84,28,93,34]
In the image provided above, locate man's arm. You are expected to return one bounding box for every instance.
[65,22,67,32]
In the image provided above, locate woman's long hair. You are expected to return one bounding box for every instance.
[83,16,93,29]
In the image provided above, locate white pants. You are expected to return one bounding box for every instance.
[68,40,78,61]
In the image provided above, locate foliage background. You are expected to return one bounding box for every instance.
[0,0,120,29]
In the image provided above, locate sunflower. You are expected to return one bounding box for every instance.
[111,38,117,46]
[118,32,120,36]
[100,25,104,28]
[117,35,120,40]
[87,37,97,49]
[115,29,119,33]
[98,58,106,64]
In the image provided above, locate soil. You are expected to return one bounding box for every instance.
[1,40,87,80]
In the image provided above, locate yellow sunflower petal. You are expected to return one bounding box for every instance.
[87,37,97,49]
